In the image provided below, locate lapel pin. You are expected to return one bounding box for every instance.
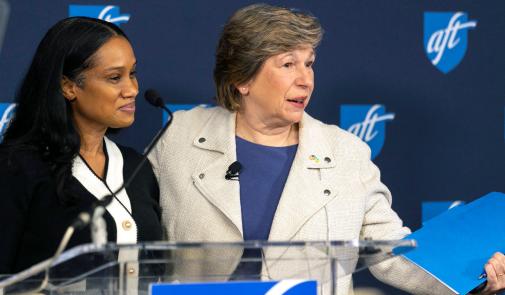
[309,155,320,163]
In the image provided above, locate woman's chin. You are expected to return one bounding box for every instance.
[283,112,304,125]
[109,118,135,129]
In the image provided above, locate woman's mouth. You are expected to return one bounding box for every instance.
[287,97,306,108]
[119,103,136,113]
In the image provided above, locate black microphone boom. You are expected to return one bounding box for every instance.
[145,89,171,113]
[75,89,174,221]
[112,89,174,199]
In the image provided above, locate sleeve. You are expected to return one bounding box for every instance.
[147,129,166,182]
[144,153,161,222]
[0,160,30,274]
[358,145,455,294]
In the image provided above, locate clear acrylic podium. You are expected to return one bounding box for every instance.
[0,240,415,294]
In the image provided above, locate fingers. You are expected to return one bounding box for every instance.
[491,252,505,280]
[481,252,505,294]
[483,262,497,292]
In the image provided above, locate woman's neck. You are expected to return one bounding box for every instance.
[80,132,105,157]
[72,115,107,156]
[76,123,107,179]
[235,111,299,147]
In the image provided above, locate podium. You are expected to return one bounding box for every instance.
[0,240,415,294]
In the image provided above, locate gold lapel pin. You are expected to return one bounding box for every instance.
[309,155,320,163]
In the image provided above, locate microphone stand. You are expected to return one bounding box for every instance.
[89,90,172,246]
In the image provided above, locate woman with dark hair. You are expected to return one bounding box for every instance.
[0,17,162,274]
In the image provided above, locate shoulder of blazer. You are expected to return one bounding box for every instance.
[302,112,371,160]
[116,143,157,182]
[168,106,227,139]
[172,106,226,129]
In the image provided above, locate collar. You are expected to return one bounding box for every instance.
[193,108,337,169]
[297,113,337,169]
[72,137,137,244]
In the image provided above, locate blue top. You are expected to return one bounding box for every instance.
[235,136,298,241]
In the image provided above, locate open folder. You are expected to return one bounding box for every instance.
[402,192,505,294]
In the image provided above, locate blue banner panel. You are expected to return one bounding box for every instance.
[150,280,317,295]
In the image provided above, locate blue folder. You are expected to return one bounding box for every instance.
[402,192,505,294]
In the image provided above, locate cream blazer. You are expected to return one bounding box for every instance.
[148,106,453,295]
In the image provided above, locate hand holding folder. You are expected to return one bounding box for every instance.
[402,192,505,295]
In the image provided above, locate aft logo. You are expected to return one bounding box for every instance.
[68,5,130,26]
[424,12,477,73]
[340,104,395,159]
[0,103,16,142]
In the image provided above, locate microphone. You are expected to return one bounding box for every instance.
[225,161,242,180]
[145,89,166,110]
[91,90,174,244]
[122,89,173,188]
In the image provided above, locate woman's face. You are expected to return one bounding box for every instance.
[240,46,315,127]
[69,36,138,131]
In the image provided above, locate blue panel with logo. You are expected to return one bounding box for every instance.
[150,280,317,295]
[339,104,394,159]
[68,5,130,26]
[0,102,16,142]
[423,12,477,74]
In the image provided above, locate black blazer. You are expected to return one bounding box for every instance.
[0,145,162,274]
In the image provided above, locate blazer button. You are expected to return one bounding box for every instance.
[198,137,206,143]
[122,220,132,231]
[324,157,331,163]
[323,189,331,196]
[128,267,135,275]
[199,173,205,179]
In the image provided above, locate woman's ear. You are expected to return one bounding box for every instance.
[236,83,250,96]
[61,76,77,102]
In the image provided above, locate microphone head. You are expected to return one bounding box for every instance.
[229,161,242,173]
[225,161,241,180]
[144,89,165,108]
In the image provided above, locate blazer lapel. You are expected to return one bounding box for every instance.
[188,109,339,241]
[190,108,243,237]
[269,113,338,241]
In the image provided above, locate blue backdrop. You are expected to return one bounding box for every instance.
[0,1,504,293]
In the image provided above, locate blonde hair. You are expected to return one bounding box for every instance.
[214,4,323,111]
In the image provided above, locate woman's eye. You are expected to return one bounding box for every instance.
[130,70,137,78]
[306,61,314,68]
[283,62,294,68]
[109,75,121,82]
